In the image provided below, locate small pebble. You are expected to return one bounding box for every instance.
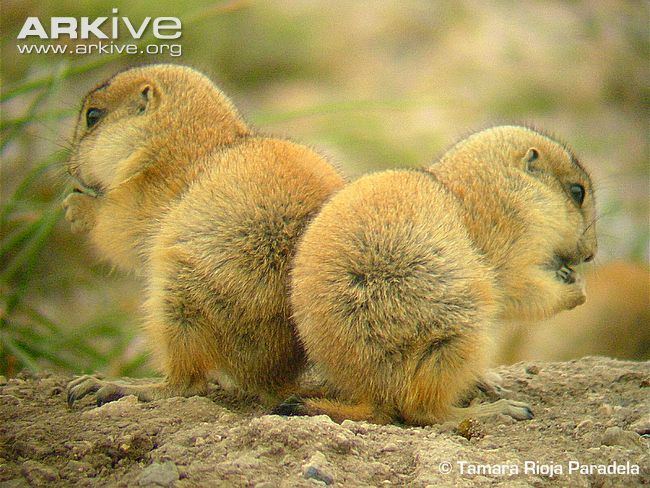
[525,365,540,375]
[456,418,485,440]
[81,395,141,418]
[380,442,398,452]
[302,452,334,485]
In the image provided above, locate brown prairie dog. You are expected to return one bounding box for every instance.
[63,64,344,406]
[284,125,597,426]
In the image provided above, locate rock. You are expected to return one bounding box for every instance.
[311,414,335,425]
[137,461,179,487]
[601,427,643,449]
[629,414,650,436]
[456,418,485,440]
[525,365,540,375]
[341,419,367,433]
[330,432,355,454]
[109,433,155,461]
[20,460,59,485]
[0,375,7,385]
[302,452,334,485]
[81,395,141,418]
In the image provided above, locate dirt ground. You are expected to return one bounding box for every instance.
[1,357,648,487]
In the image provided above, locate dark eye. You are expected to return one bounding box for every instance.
[569,183,585,206]
[86,108,105,128]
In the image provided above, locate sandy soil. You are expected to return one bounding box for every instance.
[1,357,648,487]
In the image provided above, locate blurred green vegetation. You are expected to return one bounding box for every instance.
[1,1,648,377]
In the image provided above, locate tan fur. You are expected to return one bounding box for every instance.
[289,125,597,425]
[63,64,344,406]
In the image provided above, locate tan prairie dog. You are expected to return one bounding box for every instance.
[281,126,597,426]
[63,64,344,406]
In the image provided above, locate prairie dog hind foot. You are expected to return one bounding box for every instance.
[273,396,533,425]
[66,375,207,406]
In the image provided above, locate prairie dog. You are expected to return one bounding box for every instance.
[64,64,344,406]
[284,125,597,425]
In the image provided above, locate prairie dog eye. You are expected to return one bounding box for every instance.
[86,107,105,129]
[569,183,585,206]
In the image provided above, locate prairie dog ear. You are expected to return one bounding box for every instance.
[522,147,540,173]
[136,82,160,114]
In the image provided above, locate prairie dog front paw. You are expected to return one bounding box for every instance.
[62,192,98,233]
[562,272,586,310]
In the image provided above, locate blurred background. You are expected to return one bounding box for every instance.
[1,0,648,378]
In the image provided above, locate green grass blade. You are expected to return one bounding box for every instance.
[0,219,43,258]
[17,304,107,362]
[0,108,76,132]
[0,206,61,284]
[0,332,40,373]
[7,324,79,370]
[119,352,150,377]
[1,62,69,151]
[0,150,68,215]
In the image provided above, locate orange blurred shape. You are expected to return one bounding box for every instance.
[496,261,650,364]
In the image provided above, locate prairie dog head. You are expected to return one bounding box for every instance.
[67,64,249,195]
[431,125,597,317]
